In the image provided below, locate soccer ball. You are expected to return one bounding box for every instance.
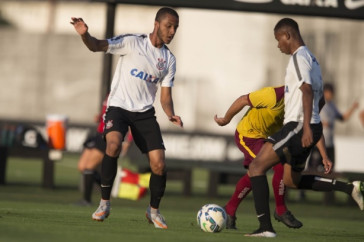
[197,204,227,232]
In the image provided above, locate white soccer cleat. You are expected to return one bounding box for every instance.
[245,229,277,238]
[146,206,168,229]
[92,200,110,221]
[352,181,364,210]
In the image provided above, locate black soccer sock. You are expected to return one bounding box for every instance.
[250,175,274,232]
[93,170,101,185]
[100,154,118,200]
[298,175,353,194]
[149,172,167,209]
[83,170,94,202]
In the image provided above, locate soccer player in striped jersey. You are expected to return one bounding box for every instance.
[71,7,183,229]
[246,18,364,238]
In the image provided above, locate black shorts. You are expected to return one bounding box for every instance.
[267,122,322,172]
[83,133,106,152]
[103,106,165,153]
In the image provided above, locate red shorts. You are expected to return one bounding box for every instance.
[235,130,265,168]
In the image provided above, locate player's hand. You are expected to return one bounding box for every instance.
[322,158,333,174]
[169,115,183,128]
[352,101,359,110]
[301,126,313,147]
[214,115,229,126]
[70,17,88,35]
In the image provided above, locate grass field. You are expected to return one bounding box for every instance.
[0,154,363,242]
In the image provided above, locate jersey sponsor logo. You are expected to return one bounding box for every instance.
[106,120,113,129]
[130,69,160,83]
[156,58,166,70]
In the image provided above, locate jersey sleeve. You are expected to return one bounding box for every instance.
[106,34,134,55]
[294,53,312,85]
[160,54,176,87]
[248,87,277,109]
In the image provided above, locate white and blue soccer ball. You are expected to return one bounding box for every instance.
[197,204,227,232]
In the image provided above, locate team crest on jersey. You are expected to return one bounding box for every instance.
[156,58,166,70]
[106,120,113,129]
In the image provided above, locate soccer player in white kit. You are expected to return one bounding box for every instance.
[71,7,183,229]
[245,18,364,237]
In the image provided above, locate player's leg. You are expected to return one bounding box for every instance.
[131,108,168,229]
[224,134,263,229]
[245,122,305,237]
[272,163,286,215]
[92,107,127,221]
[92,131,123,221]
[81,148,104,204]
[224,173,252,229]
[84,134,105,185]
[246,142,281,237]
[272,163,302,228]
[145,149,168,229]
[76,148,94,206]
[284,164,364,210]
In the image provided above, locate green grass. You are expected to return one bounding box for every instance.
[0,154,363,242]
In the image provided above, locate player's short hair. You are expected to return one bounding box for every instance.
[155,7,179,22]
[324,83,335,93]
[274,18,300,33]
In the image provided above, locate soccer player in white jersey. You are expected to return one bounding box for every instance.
[71,7,183,229]
[245,18,364,237]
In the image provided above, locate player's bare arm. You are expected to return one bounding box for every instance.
[214,94,249,126]
[70,17,108,52]
[160,87,183,127]
[342,100,359,120]
[300,83,313,147]
[315,135,333,174]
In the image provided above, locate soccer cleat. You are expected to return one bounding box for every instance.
[92,200,110,221]
[146,206,168,229]
[245,228,276,238]
[274,210,303,229]
[225,214,237,230]
[351,181,364,210]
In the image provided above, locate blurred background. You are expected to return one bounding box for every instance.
[0,0,363,132]
[0,0,364,171]
[1,3,364,240]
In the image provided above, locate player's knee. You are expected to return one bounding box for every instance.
[249,160,265,176]
[106,141,121,157]
[150,160,165,175]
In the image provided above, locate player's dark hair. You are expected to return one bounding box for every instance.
[324,83,335,93]
[155,7,179,22]
[274,18,300,33]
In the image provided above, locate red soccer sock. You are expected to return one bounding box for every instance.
[272,163,287,215]
[224,174,252,216]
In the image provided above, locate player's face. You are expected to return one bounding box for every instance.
[324,90,334,101]
[274,31,290,55]
[157,14,179,44]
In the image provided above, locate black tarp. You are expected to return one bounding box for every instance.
[92,0,364,20]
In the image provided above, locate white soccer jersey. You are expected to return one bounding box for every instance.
[283,46,323,124]
[106,34,176,112]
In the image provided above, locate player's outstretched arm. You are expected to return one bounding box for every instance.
[214,94,249,126]
[160,87,183,128]
[342,100,359,121]
[70,17,108,52]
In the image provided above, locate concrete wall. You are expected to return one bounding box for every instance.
[1,1,364,137]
